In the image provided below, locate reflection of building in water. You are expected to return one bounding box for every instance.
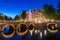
[26,9,47,23]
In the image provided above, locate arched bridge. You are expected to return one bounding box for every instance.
[0,21,60,38]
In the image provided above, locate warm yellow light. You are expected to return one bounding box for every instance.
[38,20,40,23]
[51,19,54,22]
[35,30,38,34]
[34,18,38,23]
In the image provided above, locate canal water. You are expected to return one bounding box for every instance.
[1,26,60,40]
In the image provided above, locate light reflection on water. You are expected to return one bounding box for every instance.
[30,31,33,36]
[44,30,47,36]
[1,29,60,40]
[35,30,38,34]
[2,26,10,33]
[40,32,42,38]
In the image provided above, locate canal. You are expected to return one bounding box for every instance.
[0,23,60,40]
[0,29,60,40]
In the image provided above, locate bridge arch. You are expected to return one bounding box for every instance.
[47,23,58,33]
[16,23,28,36]
[1,24,15,38]
[28,23,34,32]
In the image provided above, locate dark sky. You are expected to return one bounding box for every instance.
[0,0,60,18]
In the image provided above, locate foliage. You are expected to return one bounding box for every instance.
[0,16,4,20]
[14,15,20,21]
[4,15,9,20]
[21,11,26,20]
[42,4,56,20]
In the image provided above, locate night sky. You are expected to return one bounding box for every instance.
[0,0,60,18]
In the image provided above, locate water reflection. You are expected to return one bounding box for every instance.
[38,30,40,33]
[55,32,60,38]
[30,31,33,36]
[3,26,10,33]
[48,24,58,30]
[2,25,14,35]
[0,29,60,40]
[35,30,38,34]
[44,30,47,36]
[40,32,42,38]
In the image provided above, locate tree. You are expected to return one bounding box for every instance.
[9,17,13,21]
[42,4,48,12]
[47,5,56,19]
[21,11,26,22]
[14,15,20,21]
[42,4,49,18]
[57,2,60,15]
[42,4,56,19]
[4,15,9,21]
[0,13,4,21]
[0,13,3,16]
[56,2,60,20]
[0,16,4,20]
